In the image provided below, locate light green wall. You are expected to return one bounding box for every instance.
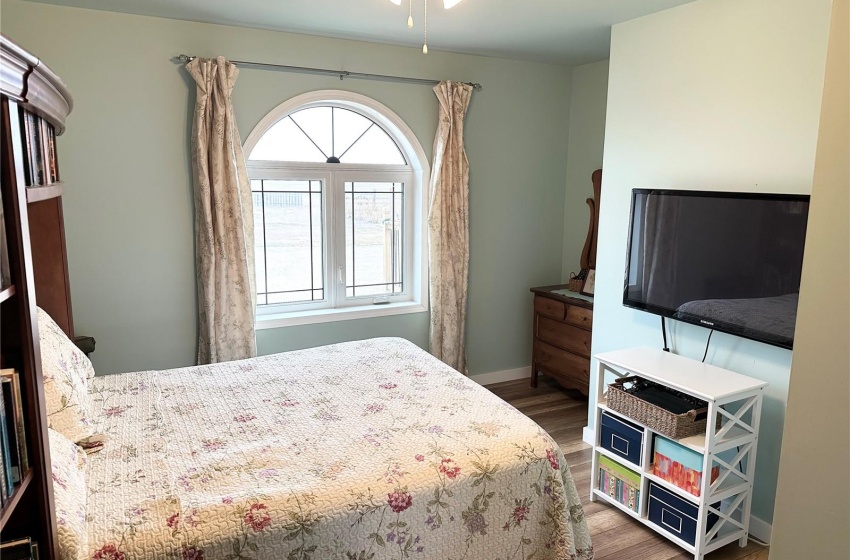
[771,0,849,556]
[593,0,832,525]
[560,60,609,280]
[0,0,573,376]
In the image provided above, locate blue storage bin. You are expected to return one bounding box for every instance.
[647,482,718,546]
[600,411,644,466]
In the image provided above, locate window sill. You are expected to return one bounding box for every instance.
[255,301,428,329]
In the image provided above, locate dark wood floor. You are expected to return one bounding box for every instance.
[487,376,770,560]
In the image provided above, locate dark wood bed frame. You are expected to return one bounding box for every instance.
[1,34,75,557]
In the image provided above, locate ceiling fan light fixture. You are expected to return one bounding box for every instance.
[387,0,464,54]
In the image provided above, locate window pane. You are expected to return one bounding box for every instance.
[311,191,323,288]
[253,180,324,306]
[250,105,406,165]
[288,107,332,159]
[344,182,404,298]
[340,126,406,164]
[249,117,326,162]
[333,108,373,157]
[262,180,317,192]
[267,290,323,305]
[252,181,266,296]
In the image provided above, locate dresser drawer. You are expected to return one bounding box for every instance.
[536,316,592,358]
[533,340,590,381]
[534,296,565,320]
[565,305,593,330]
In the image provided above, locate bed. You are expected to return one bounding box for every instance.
[58,336,593,560]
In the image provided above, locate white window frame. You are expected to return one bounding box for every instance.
[243,91,430,329]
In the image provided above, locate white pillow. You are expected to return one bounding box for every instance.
[48,427,88,560]
[38,307,96,442]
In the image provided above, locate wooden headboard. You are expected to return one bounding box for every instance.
[28,178,75,336]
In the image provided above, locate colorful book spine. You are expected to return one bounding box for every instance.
[0,392,13,496]
[24,112,43,186]
[48,125,59,183]
[0,370,27,475]
[39,120,54,185]
[0,434,6,505]
[0,376,21,482]
[598,467,640,513]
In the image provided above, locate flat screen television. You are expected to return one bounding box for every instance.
[623,189,810,350]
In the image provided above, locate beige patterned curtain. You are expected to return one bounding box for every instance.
[428,81,473,373]
[186,57,256,364]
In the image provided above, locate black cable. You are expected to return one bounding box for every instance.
[702,329,715,362]
[661,316,670,352]
[735,445,745,471]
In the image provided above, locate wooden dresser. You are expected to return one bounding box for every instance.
[530,285,593,395]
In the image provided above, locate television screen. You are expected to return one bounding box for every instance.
[623,189,810,349]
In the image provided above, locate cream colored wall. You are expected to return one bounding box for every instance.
[561,60,609,280]
[770,0,849,556]
[593,0,833,525]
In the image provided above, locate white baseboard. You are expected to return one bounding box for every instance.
[470,366,530,386]
[578,427,772,544]
[748,514,772,544]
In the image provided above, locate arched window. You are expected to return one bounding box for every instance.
[243,91,429,325]
[249,106,406,165]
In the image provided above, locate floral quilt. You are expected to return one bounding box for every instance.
[85,338,593,560]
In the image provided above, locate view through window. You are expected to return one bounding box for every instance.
[246,100,421,316]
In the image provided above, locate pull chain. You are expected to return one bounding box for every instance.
[423,0,428,53]
[408,0,414,28]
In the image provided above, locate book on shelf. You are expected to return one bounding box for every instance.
[39,120,57,185]
[1,537,35,560]
[0,376,22,483]
[1,370,27,475]
[48,123,58,183]
[0,431,6,505]
[0,188,10,289]
[22,112,44,186]
[0,388,14,498]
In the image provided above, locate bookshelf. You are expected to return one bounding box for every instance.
[1,34,74,557]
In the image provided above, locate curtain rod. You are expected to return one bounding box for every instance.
[174,54,482,90]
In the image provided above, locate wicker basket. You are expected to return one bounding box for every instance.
[568,271,584,292]
[607,376,717,439]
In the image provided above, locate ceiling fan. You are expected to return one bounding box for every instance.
[387,0,466,53]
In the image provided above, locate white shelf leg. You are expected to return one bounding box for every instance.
[589,361,607,503]
[590,405,600,503]
[640,426,653,518]
[694,399,717,560]
[738,389,763,547]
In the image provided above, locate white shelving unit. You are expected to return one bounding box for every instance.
[590,347,767,560]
